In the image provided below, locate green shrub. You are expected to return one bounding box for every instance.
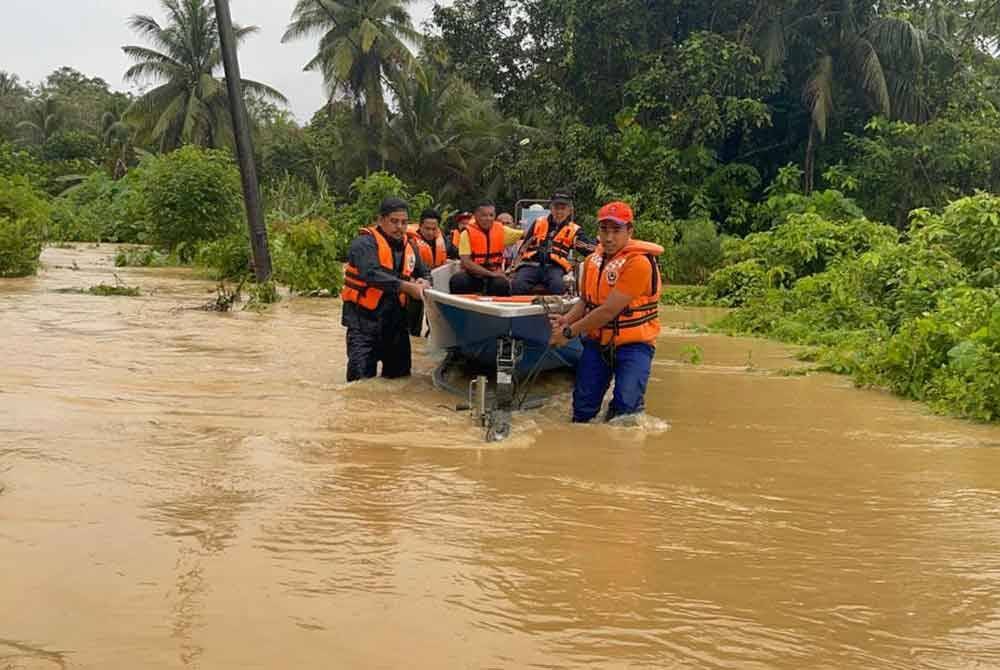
[723,212,897,280]
[0,175,51,277]
[194,232,251,280]
[911,193,1000,286]
[749,165,865,232]
[272,218,343,293]
[41,131,102,162]
[87,283,142,297]
[634,218,677,280]
[834,114,1000,227]
[660,284,722,306]
[138,146,242,259]
[670,218,724,284]
[115,246,176,268]
[0,142,46,186]
[248,280,280,305]
[51,169,152,244]
[51,172,115,242]
[722,240,966,340]
[49,195,102,242]
[751,188,865,232]
[263,171,337,222]
[706,258,780,306]
[0,216,45,277]
[332,172,433,258]
[862,288,1000,421]
[714,192,996,421]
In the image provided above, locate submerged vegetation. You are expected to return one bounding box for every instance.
[2,0,1000,420]
[711,192,1000,421]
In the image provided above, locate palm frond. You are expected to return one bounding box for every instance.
[846,36,890,116]
[240,79,290,104]
[864,17,928,70]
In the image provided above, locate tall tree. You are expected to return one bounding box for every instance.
[0,72,24,98]
[0,71,30,142]
[430,0,534,113]
[122,0,286,151]
[746,0,932,191]
[282,0,420,132]
[16,98,63,146]
[383,58,524,201]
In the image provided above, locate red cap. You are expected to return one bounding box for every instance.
[597,201,634,225]
[455,211,474,222]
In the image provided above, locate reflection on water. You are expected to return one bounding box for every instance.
[2,245,1000,668]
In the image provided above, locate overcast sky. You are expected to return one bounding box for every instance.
[0,0,441,122]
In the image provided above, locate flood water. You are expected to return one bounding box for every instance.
[3,244,1000,669]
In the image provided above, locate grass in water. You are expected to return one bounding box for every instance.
[87,283,141,297]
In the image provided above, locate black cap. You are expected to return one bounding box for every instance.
[379,197,409,217]
[550,188,574,205]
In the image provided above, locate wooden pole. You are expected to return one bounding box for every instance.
[214,0,272,281]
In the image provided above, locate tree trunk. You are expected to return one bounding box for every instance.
[803,122,817,194]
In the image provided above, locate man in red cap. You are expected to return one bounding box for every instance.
[548,201,664,422]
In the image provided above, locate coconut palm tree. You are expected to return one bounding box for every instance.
[122,0,287,152]
[746,0,931,192]
[16,97,63,146]
[282,0,420,131]
[383,61,528,202]
[0,71,24,98]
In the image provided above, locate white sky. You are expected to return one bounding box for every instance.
[0,0,442,122]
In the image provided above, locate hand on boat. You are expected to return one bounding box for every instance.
[549,328,571,347]
[402,280,429,301]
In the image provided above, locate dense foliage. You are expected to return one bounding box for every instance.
[715,193,1000,421]
[0,175,50,276]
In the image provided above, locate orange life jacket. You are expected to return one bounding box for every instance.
[465,222,506,271]
[450,228,462,249]
[522,217,580,271]
[581,240,663,346]
[407,224,447,269]
[341,227,416,311]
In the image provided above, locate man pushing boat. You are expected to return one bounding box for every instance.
[548,201,663,423]
[341,197,431,382]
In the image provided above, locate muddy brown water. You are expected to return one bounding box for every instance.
[3,244,1000,669]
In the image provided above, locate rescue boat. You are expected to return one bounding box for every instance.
[422,260,583,375]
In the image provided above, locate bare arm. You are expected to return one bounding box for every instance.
[461,255,503,279]
[549,300,586,331]
[568,289,632,336]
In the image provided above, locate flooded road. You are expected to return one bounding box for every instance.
[3,244,1000,669]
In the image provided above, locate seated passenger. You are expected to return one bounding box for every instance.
[449,199,524,296]
[498,211,519,268]
[510,189,594,295]
[446,211,473,260]
[406,209,448,270]
[405,209,447,336]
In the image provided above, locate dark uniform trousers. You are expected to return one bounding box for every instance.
[346,323,412,381]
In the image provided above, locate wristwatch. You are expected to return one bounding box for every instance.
[562,326,574,340]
